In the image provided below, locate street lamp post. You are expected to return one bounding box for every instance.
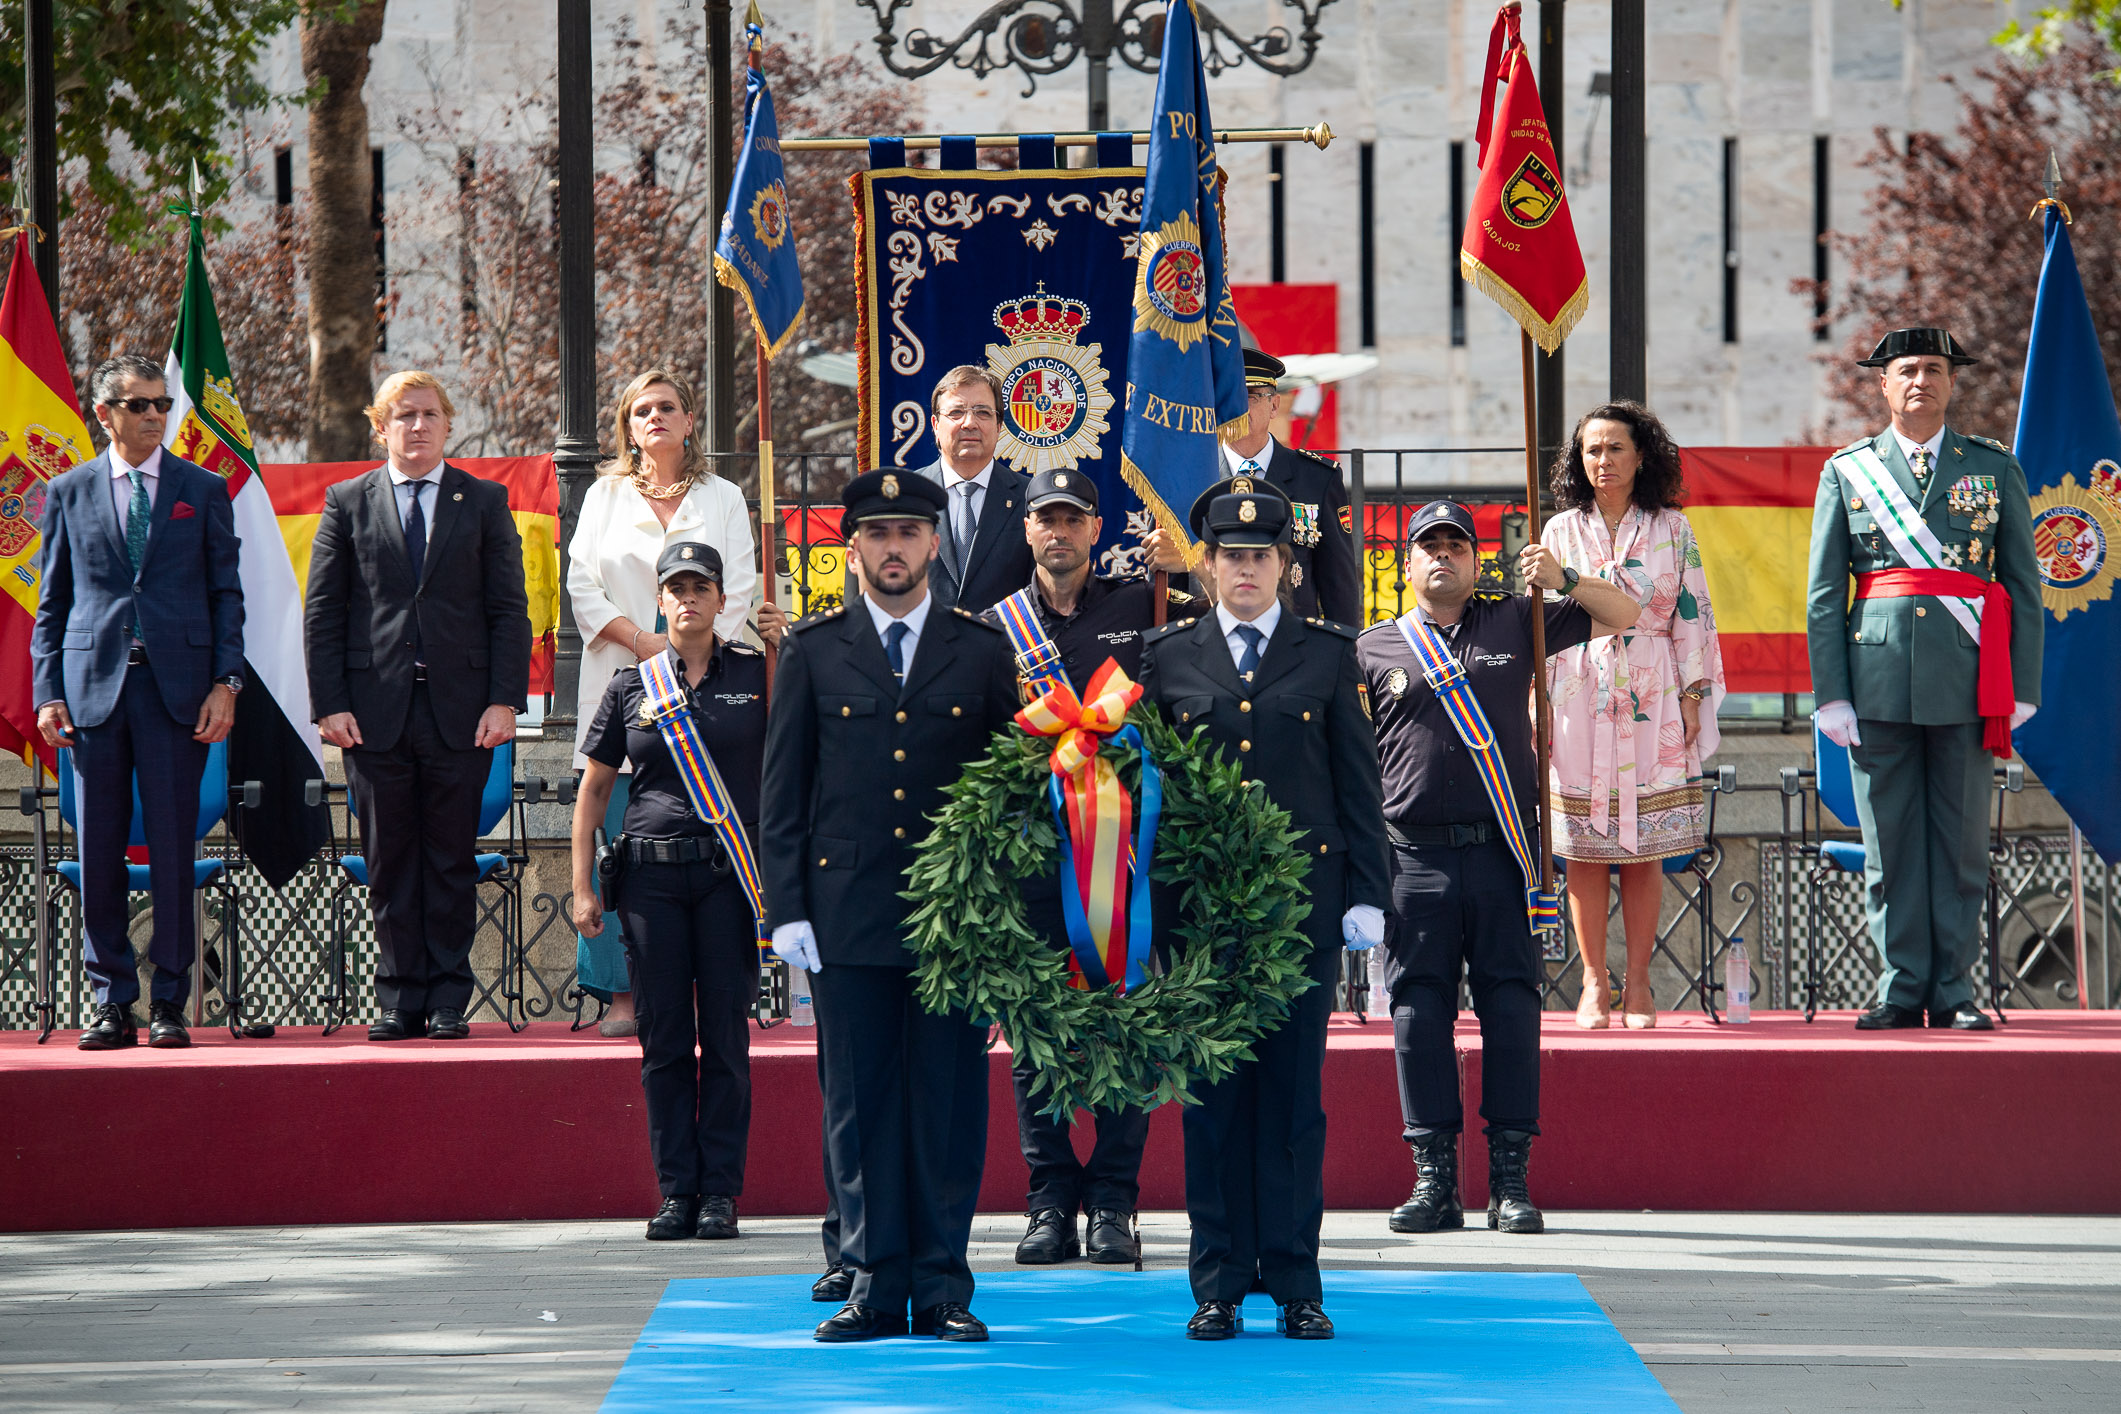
[549,0,598,731]
[855,0,1340,132]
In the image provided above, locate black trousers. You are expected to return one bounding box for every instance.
[811,962,988,1313]
[344,683,491,1015]
[617,858,755,1198]
[1182,857,1342,1306]
[1385,837,1542,1137]
[70,658,208,1007]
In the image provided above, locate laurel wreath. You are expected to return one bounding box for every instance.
[902,706,1316,1117]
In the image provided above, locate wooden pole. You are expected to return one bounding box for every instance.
[746,21,778,693]
[1520,329,1555,910]
[1152,570,1168,627]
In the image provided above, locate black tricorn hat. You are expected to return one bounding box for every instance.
[1857,327,1978,368]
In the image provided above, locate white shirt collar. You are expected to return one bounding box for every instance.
[1216,598,1282,647]
[864,585,934,646]
[944,460,994,494]
[110,444,161,478]
[1221,439,1277,475]
[1890,427,1945,469]
[388,460,446,487]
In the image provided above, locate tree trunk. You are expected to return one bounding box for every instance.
[301,0,388,461]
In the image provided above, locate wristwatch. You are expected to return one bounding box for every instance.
[215,675,244,695]
[1560,566,1581,596]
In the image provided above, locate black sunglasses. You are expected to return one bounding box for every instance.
[106,396,175,415]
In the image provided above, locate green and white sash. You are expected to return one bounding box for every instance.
[1831,443,1984,645]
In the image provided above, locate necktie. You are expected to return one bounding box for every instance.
[1239,459,1262,476]
[885,621,909,682]
[404,480,428,583]
[125,466,150,574]
[955,481,980,576]
[1235,623,1263,682]
[1910,447,1931,483]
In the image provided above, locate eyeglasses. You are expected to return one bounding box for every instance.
[106,396,175,415]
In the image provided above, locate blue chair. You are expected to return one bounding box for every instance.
[314,741,541,1034]
[27,742,260,1041]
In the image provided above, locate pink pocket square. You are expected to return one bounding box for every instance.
[170,502,196,519]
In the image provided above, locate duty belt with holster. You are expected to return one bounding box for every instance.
[620,834,730,870]
[1388,820,1498,848]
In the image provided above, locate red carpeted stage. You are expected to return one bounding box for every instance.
[4,1012,2118,1232]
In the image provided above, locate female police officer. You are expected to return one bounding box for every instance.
[1137,475,1391,1341]
[570,542,768,1241]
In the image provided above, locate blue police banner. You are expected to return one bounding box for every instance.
[1117,0,1250,552]
[853,151,1166,576]
[713,10,804,358]
[2011,207,2121,864]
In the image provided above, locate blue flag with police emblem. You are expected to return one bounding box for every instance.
[1117,0,1250,552]
[2011,208,2121,864]
[713,16,803,357]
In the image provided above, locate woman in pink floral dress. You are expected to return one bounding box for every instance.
[1543,403,1725,1029]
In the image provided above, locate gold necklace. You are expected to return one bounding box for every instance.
[633,472,693,501]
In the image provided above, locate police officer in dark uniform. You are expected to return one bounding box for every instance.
[1354,502,1638,1238]
[762,468,1019,1344]
[569,542,767,1242]
[1137,474,1390,1342]
[978,467,1192,1268]
[1218,347,1363,625]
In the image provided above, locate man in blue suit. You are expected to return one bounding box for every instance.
[914,366,1032,615]
[31,355,245,1050]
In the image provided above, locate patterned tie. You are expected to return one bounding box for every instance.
[954,481,980,577]
[1910,447,1932,483]
[1235,623,1263,683]
[885,621,909,682]
[125,465,150,574]
[404,480,428,583]
[1239,458,1263,477]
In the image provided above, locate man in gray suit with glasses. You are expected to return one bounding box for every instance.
[914,366,1033,616]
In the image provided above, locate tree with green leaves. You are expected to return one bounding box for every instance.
[0,0,303,241]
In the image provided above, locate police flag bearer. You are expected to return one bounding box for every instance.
[762,469,1020,1344]
[1356,502,1638,1237]
[569,543,767,1242]
[1137,475,1390,1342]
[1218,347,1363,625]
[1807,328,2044,1031]
[982,467,1193,1268]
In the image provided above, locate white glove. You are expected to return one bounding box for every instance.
[1814,700,1861,749]
[772,920,821,973]
[1342,904,1386,952]
[2011,701,2037,730]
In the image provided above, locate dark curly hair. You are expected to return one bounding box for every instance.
[1548,400,1687,513]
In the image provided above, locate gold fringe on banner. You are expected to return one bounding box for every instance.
[1457,253,1588,355]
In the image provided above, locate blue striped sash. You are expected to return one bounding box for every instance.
[637,651,770,943]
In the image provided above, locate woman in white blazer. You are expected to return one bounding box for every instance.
[567,368,777,1033]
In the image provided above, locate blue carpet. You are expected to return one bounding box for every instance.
[599,1269,1679,1412]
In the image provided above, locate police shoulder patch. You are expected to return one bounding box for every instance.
[1475,590,1512,604]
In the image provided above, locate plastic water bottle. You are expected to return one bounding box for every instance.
[1724,937,1751,1024]
[789,964,816,1027]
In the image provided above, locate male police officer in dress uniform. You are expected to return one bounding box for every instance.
[1355,502,1637,1236]
[1138,476,1389,1341]
[762,469,1020,1343]
[1219,347,1362,625]
[1807,327,2044,1031]
[980,467,1193,1268]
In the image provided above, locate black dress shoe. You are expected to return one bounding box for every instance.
[1014,1207,1080,1264]
[911,1302,988,1341]
[77,1002,138,1051]
[1854,1002,1924,1030]
[146,999,191,1049]
[1186,1300,1242,1340]
[368,1009,422,1041]
[811,1264,853,1303]
[1929,1002,1995,1030]
[1277,1299,1334,1340]
[646,1196,698,1240]
[696,1195,739,1239]
[426,1008,470,1040]
[1084,1209,1137,1265]
[814,1303,908,1342]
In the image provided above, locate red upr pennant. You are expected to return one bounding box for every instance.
[1459,3,1588,353]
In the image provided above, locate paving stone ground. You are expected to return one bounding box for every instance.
[2,1211,2117,1412]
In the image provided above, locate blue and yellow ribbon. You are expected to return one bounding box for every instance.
[638,651,771,947]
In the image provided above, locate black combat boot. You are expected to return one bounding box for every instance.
[1388,1131,1464,1233]
[1485,1129,1546,1234]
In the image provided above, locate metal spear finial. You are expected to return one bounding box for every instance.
[2044,149,2062,204]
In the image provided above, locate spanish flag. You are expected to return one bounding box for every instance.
[1458,3,1588,352]
[0,233,93,774]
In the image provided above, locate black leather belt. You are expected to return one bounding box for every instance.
[623,835,726,868]
[126,645,147,666]
[1389,821,1497,848]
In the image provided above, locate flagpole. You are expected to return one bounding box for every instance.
[1520,329,1555,910]
[745,8,779,695]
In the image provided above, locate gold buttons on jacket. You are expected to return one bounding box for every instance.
[1239,739,1252,752]
[818,856,828,866]
[1302,710,1312,721]
[951,706,963,717]
[893,788,905,800]
[896,710,908,723]
[893,749,906,761]
[1318,843,1329,854]
[1853,631,1863,642]
[1916,606,1927,617]
[841,705,851,717]
[894,827,906,838]
[1239,701,1252,713]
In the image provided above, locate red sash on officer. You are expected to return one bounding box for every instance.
[1853,568,2015,758]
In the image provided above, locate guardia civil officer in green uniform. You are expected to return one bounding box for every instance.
[762,469,1019,1343]
[1138,474,1390,1342]
[1807,327,2045,1031]
[568,543,767,1242]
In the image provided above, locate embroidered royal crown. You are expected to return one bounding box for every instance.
[993,285,1089,345]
